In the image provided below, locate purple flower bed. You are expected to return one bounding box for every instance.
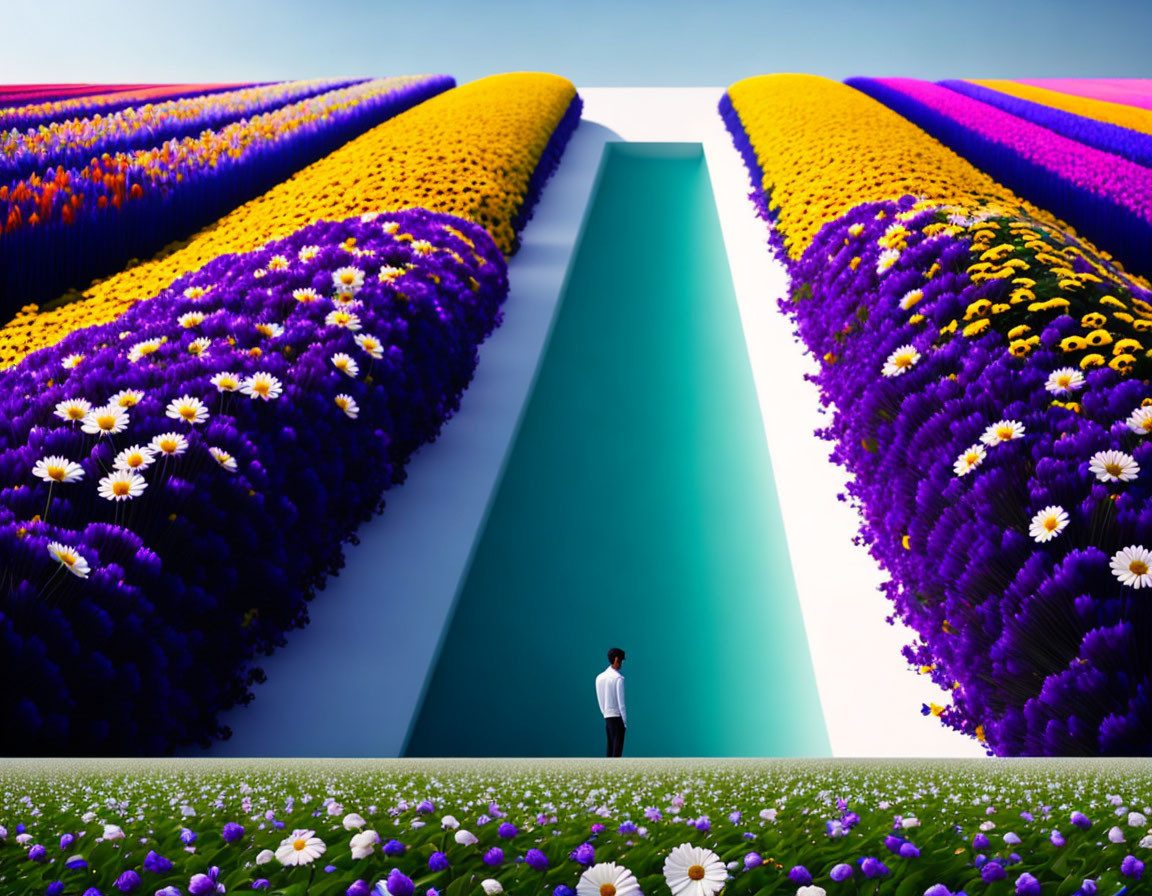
[845,77,1152,280]
[0,75,453,312]
[939,80,1152,168]
[0,207,507,755]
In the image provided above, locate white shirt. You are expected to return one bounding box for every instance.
[595,665,627,727]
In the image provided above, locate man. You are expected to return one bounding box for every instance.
[595,647,627,757]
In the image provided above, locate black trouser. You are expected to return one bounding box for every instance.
[605,716,625,757]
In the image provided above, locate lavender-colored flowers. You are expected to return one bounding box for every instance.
[429,852,450,872]
[1121,855,1145,879]
[222,822,245,844]
[788,865,812,885]
[386,869,415,896]
[525,848,548,871]
[570,843,595,865]
[830,863,853,881]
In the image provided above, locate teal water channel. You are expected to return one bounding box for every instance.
[404,143,830,757]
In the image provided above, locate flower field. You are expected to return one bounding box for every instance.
[722,75,1152,756]
[1,758,1151,896]
[0,73,582,755]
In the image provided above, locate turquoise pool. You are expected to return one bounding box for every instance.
[404,143,830,757]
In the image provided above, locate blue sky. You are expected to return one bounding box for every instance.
[2,0,1150,86]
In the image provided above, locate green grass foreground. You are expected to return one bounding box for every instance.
[1,759,1150,896]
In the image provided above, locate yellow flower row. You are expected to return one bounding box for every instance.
[0,72,577,370]
[969,80,1152,136]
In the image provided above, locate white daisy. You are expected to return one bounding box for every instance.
[178,312,205,328]
[293,287,321,303]
[1126,406,1152,435]
[378,265,406,282]
[335,394,359,419]
[298,245,320,262]
[97,470,147,502]
[267,254,289,271]
[331,353,360,378]
[1111,545,1152,589]
[354,334,384,359]
[663,843,727,896]
[481,882,503,896]
[166,395,209,426]
[61,353,84,370]
[183,286,208,299]
[109,389,144,408]
[325,309,362,331]
[1045,367,1085,395]
[210,371,242,393]
[187,338,212,357]
[81,405,129,437]
[241,372,283,401]
[208,446,238,472]
[255,322,284,339]
[54,398,92,423]
[113,445,156,473]
[953,444,986,477]
[33,456,85,484]
[899,289,924,310]
[332,266,365,295]
[577,862,641,896]
[275,829,326,867]
[1089,450,1139,483]
[150,432,189,457]
[332,291,362,308]
[127,338,165,363]
[411,239,434,255]
[980,419,1025,446]
[349,829,379,859]
[876,248,900,275]
[47,541,90,578]
[882,344,921,377]
[1029,505,1069,543]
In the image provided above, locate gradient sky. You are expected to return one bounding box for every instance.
[3,0,1150,86]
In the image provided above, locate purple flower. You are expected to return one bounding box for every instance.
[46,884,65,896]
[386,869,415,896]
[742,832,756,841]
[66,856,88,870]
[325,865,338,873]
[429,852,450,872]
[1015,873,1041,896]
[744,853,762,870]
[83,890,102,896]
[924,887,952,896]
[1071,812,1091,830]
[1122,856,1145,879]
[729,811,742,824]
[885,835,904,854]
[1050,831,1065,847]
[861,857,889,879]
[60,833,75,850]
[554,888,574,896]
[484,847,504,866]
[29,844,47,862]
[973,833,990,850]
[180,828,197,844]
[347,883,371,896]
[114,871,141,893]
[788,866,812,886]
[525,849,548,871]
[253,882,270,892]
[417,800,436,815]
[570,843,595,865]
[221,823,244,844]
[695,817,711,833]
[618,821,637,835]
[590,823,605,835]
[830,864,853,882]
[383,839,405,857]
[644,808,662,822]
[982,863,1007,883]
[144,851,173,873]
[498,823,518,839]
[1078,880,1097,896]
[156,889,182,896]
[900,842,920,859]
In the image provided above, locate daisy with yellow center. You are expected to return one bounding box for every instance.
[165,395,209,426]
[876,248,900,275]
[178,312,205,328]
[33,456,85,484]
[953,444,986,477]
[354,334,384,359]
[150,432,189,457]
[81,404,129,437]
[298,245,320,262]
[110,389,144,408]
[378,265,406,282]
[62,353,84,370]
[1126,406,1152,435]
[293,287,321,303]
[332,266,365,295]
[331,353,360,378]
[210,371,242,392]
[1029,505,1069,543]
[980,419,1025,446]
[332,291,362,308]
[325,310,362,331]
[381,221,400,234]
[253,269,268,279]
[1089,450,1139,483]
[663,843,726,896]
[335,394,359,419]
[882,345,921,377]
[187,338,212,356]
[241,372,283,401]
[1045,367,1085,395]
[267,254,289,271]
[47,541,90,579]
[256,322,284,338]
[1111,545,1152,589]
[183,286,207,299]
[97,470,147,502]
[209,446,238,472]
[54,398,92,423]
[113,445,156,472]
[899,289,924,310]
[411,239,434,255]
[128,338,166,363]
[577,863,641,896]
[275,829,326,867]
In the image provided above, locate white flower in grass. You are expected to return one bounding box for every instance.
[332,353,360,378]
[577,862,641,896]
[241,372,283,401]
[110,389,144,408]
[335,394,359,419]
[355,334,384,359]
[343,813,367,831]
[255,322,284,339]
[1045,367,1085,395]
[350,829,379,859]
[127,338,165,363]
[208,447,237,472]
[441,815,460,830]
[1111,546,1152,589]
[276,829,326,866]
[980,419,1025,446]
[882,345,920,377]
[332,266,365,295]
[33,456,85,484]
[187,338,212,357]
[298,245,320,262]
[178,311,205,328]
[101,825,124,841]
[663,843,726,896]
[166,395,209,425]
[1029,506,1069,543]
[98,470,147,502]
[325,309,362,331]
[796,889,826,896]
[54,398,92,423]
[454,830,477,846]
[876,248,900,275]
[256,849,274,865]
[481,881,503,896]
[210,371,242,393]
[113,445,156,473]
[62,353,84,369]
[47,542,90,579]
[293,287,321,303]
[1090,450,1139,483]
[1126,406,1152,435]
[953,444,986,477]
[150,432,189,457]
[82,405,129,436]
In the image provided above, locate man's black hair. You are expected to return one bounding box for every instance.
[607,647,626,664]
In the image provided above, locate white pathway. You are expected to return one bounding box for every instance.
[210,88,983,758]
